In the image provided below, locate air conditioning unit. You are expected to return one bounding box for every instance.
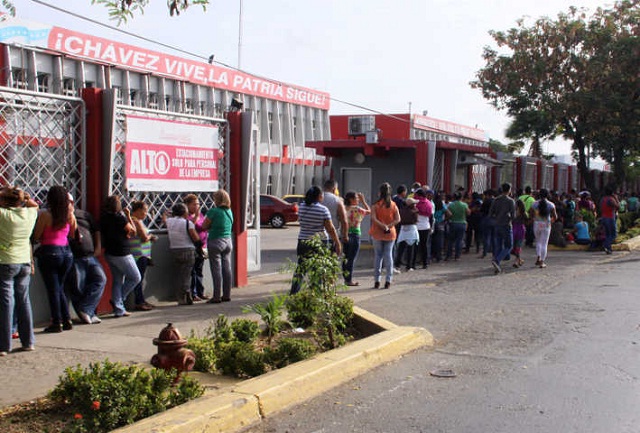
[348,116,375,136]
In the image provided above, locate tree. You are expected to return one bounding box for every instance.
[1,1,209,24]
[471,1,640,191]
[488,138,524,155]
[505,110,557,158]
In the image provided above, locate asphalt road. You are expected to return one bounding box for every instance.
[244,247,640,433]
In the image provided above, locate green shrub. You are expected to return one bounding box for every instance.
[285,290,321,329]
[329,295,355,332]
[266,337,317,368]
[215,341,267,378]
[49,360,203,433]
[213,314,234,347]
[231,318,260,343]
[186,334,217,373]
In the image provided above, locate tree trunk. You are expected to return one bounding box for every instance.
[574,135,595,191]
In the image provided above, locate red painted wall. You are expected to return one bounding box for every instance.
[330,114,412,140]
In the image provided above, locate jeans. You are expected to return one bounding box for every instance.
[432,229,445,262]
[133,256,150,305]
[395,241,416,269]
[492,225,513,265]
[373,239,394,283]
[68,256,106,317]
[601,217,617,252]
[342,233,361,283]
[446,222,467,259]
[191,255,206,298]
[208,238,233,301]
[0,264,34,352]
[171,248,196,304]
[290,239,329,295]
[37,245,73,324]
[105,254,141,315]
[418,229,432,267]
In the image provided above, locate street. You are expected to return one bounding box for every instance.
[244,243,640,433]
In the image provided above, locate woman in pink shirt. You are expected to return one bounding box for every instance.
[32,186,77,333]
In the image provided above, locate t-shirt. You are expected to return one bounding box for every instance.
[518,194,535,213]
[532,199,556,223]
[205,207,233,239]
[369,200,398,241]
[346,206,368,235]
[322,192,343,233]
[490,194,515,227]
[600,196,617,219]
[0,207,38,264]
[166,217,196,249]
[448,200,468,224]
[72,209,99,257]
[627,197,638,212]
[298,202,331,240]
[100,211,131,256]
[575,221,590,240]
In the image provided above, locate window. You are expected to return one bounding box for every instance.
[148,92,159,110]
[36,74,50,93]
[62,78,76,97]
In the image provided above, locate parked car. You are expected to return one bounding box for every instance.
[282,194,305,205]
[260,194,298,228]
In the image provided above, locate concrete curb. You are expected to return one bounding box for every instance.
[114,309,433,433]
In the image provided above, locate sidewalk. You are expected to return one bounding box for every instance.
[1,238,637,410]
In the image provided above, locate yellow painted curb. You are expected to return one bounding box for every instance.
[114,309,433,433]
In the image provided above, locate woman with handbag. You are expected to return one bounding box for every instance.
[203,189,234,303]
[165,203,201,305]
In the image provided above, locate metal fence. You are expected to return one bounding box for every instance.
[0,86,85,207]
[108,105,228,230]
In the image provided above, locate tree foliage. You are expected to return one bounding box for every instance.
[1,1,209,25]
[471,0,640,190]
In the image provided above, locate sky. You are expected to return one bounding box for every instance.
[8,0,612,156]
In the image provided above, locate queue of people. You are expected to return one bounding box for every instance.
[0,184,235,355]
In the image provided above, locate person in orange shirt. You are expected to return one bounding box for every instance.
[369,183,401,289]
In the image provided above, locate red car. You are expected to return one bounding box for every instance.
[260,194,298,228]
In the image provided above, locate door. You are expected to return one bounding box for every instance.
[341,167,373,242]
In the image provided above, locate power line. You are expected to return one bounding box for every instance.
[28,0,491,141]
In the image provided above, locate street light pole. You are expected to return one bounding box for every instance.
[237,0,243,69]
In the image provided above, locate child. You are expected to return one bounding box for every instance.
[512,199,526,268]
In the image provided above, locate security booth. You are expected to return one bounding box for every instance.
[0,16,332,323]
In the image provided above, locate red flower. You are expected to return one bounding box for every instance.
[74,413,83,419]
[92,401,101,411]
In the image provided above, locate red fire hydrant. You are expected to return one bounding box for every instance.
[151,323,196,380]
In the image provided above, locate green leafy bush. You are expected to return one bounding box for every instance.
[266,337,317,368]
[212,314,234,347]
[328,295,355,332]
[49,360,203,433]
[286,290,321,329]
[187,334,217,373]
[215,341,267,378]
[231,318,260,343]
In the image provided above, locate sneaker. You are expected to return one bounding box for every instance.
[491,260,502,274]
[43,324,63,333]
[62,320,73,331]
[19,346,35,352]
[393,267,401,274]
[11,332,19,339]
[406,268,415,272]
[539,262,547,268]
[0,351,7,357]
[90,315,102,324]
[78,311,92,325]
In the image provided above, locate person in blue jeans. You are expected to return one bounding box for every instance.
[343,191,370,285]
[489,183,516,274]
[32,186,76,333]
[100,195,141,317]
[445,192,470,261]
[0,186,39,355]
[67,197,106,324]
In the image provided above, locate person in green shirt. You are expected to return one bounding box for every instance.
[203,189,234,303]
[518,186,536,247]
[445,192,470,261]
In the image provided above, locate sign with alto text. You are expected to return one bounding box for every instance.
[125,115,219,192]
